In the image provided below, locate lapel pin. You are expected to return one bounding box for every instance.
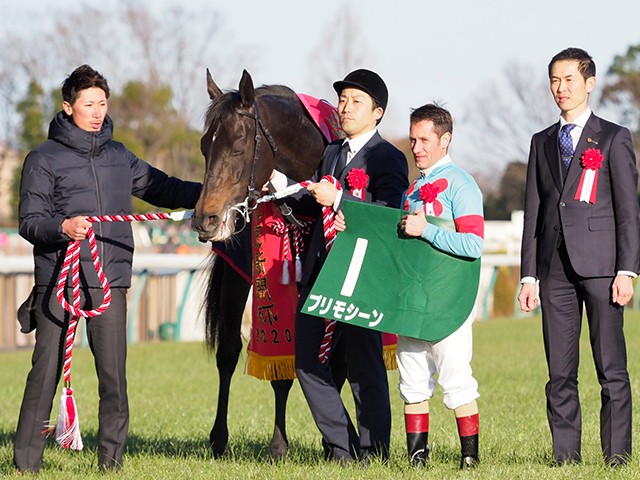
[587,138,598,145]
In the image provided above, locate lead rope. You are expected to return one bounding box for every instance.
[300,176,342,363]
[48,211,191,450]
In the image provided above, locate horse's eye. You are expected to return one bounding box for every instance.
[231,150,244,157]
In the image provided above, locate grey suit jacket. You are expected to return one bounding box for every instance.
[521,113,640,281]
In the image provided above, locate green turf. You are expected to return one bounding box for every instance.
[2,313,640,478]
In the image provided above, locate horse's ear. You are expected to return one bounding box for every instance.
[206,68,223,100]
[238,70,255,108]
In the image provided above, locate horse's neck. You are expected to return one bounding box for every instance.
[266,102,325,182]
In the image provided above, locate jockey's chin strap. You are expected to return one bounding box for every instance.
[235,101,304,229]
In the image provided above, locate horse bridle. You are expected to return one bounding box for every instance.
[236,101,278,209]
[234,101,304,229]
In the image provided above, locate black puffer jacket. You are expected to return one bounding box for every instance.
[19,112,202,287]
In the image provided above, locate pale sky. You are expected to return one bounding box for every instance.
[3,0,640,172]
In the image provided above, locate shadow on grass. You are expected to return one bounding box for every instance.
[0,429,15,446]
[0,427,559,469]
[1,426,310,465]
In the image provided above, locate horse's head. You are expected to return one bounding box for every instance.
[192,70,276,242]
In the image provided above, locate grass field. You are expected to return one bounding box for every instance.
[2,313,640,479]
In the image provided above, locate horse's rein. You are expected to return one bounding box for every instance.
[234,101,305,230]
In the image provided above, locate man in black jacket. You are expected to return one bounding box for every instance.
[14,65,201,473]
[285,69,408,463]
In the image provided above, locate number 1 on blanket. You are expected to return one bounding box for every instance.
[340,238,368,297]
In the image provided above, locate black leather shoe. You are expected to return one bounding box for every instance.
[459,433,479,469]
[407,431,429,467]
[460,455,479,470]
[410,447,429,467]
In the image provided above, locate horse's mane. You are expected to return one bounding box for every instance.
[204,84,299,130]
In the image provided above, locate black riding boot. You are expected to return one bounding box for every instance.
[459,434,479,470]
[407,431,429,466]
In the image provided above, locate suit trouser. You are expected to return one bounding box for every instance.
[295,280,392,460]
[14,286,129,472]
[539,243,631,463]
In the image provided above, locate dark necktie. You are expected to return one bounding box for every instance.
[559,124,576,169]
[334,142,350,177]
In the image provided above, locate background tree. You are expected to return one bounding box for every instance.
[108,80,204,212]
[305,3,374,102]
[8,80,51,223]
[0,2,242,148]
[602,44,640,151]
[483,161,527,220]
[16,80,47,152]
[459,62,558,178]
[0,2,245,221]
[109,80,203,180]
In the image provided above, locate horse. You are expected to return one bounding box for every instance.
[191,70,341,459]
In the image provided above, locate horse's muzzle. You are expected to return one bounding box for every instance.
[191,213,223,242]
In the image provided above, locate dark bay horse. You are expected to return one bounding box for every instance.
[192,70,331,459]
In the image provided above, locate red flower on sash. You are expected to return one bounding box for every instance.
[417,179,447,216]
[346,168,369,199]
[574,148,603,204]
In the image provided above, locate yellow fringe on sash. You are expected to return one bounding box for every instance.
[247,343,397,380]
[383,343,398,371]
[246,350,297,381]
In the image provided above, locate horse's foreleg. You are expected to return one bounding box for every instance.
[270,379,293,460]
[210,261,251,457]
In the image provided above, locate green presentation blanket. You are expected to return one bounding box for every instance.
[302,200,480,342]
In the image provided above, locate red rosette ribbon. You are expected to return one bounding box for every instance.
[417,180,447,216]
[574,148,603,204]
[581,148,603,170]
[418,182,440,203]
[346,168,369,199]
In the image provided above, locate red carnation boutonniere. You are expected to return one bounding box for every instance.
[417,179,447,216]
[574,148,603,204]
[346,168,369,199]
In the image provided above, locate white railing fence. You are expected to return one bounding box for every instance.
[1,254,211,351]
[1,252,537,351]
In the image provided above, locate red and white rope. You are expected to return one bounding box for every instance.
[52,211,189,450]
[271,216,312,284]
[89,213,173,223]
[291,220,311,282]
[56,213,178,320]
[300,176,343,363]
[271,219,293,284]
[57,226,111,321]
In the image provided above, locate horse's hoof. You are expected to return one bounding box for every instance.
[210,427,228,458]
[211,443,226,459]
[270,427,289,460]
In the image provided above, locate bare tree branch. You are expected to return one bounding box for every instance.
[0,2,245,147]
[305,3,374,102]
[458,61,557,179]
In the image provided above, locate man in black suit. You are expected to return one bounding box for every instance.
[518,48,640,465]
[281,69,408,462]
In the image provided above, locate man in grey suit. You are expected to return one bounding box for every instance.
[281,69,408,463]
[518,47,640,465]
